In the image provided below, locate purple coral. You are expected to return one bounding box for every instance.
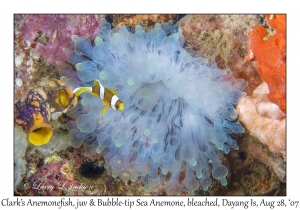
[14,89,51,134]
[25,161,67,196]
[21,15,101,65]
[23,149,107,196]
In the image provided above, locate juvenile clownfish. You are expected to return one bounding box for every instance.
[73,80,124,115]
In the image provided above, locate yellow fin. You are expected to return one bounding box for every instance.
[101,106,109,116]
[73,87,92,96]
[94,80,100,87]
[90,92,99,97]
[101,99,110,107]
[111,88,118,95]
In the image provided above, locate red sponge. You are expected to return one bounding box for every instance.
[248,14,286,113]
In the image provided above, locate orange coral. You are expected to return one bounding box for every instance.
[248,14,286,112]
[60,163,74,181]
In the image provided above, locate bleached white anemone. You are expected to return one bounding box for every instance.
[63,18,246,194]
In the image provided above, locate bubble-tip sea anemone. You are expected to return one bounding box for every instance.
[62,18,247,194]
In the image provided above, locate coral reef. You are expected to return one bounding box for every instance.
[61,19,247,194]
[247,141,285,182]
[248,14,286,113]
[14,88,53,146]
[109,14,178,30]
[239,161,280,195]
[27,57,60,89]
[241,135,284,195]
[14,89,70,189]
[236,82,286,158]
[210,132,285,196]
[179,15,262,95]
[18,131,286,196]
[17,147,144,196]
[14,15,34,102]
[20,15,103,65]
[14,127,29,189]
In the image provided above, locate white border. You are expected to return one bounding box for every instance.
[3,1,299,209]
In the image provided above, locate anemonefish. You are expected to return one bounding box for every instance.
[73,80,124,115]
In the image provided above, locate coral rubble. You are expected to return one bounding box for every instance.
[212,132,285,196]
[247,141,285,182]
[109,14,178,30]
[179,15,262,95]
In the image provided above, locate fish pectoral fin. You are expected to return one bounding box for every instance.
[101,99,110,107]
[73,87,92,96]
[101,106,109,116]
[110,88,118,96]
[90,92,99,97]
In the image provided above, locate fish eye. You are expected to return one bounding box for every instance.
[115,104,119,110]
